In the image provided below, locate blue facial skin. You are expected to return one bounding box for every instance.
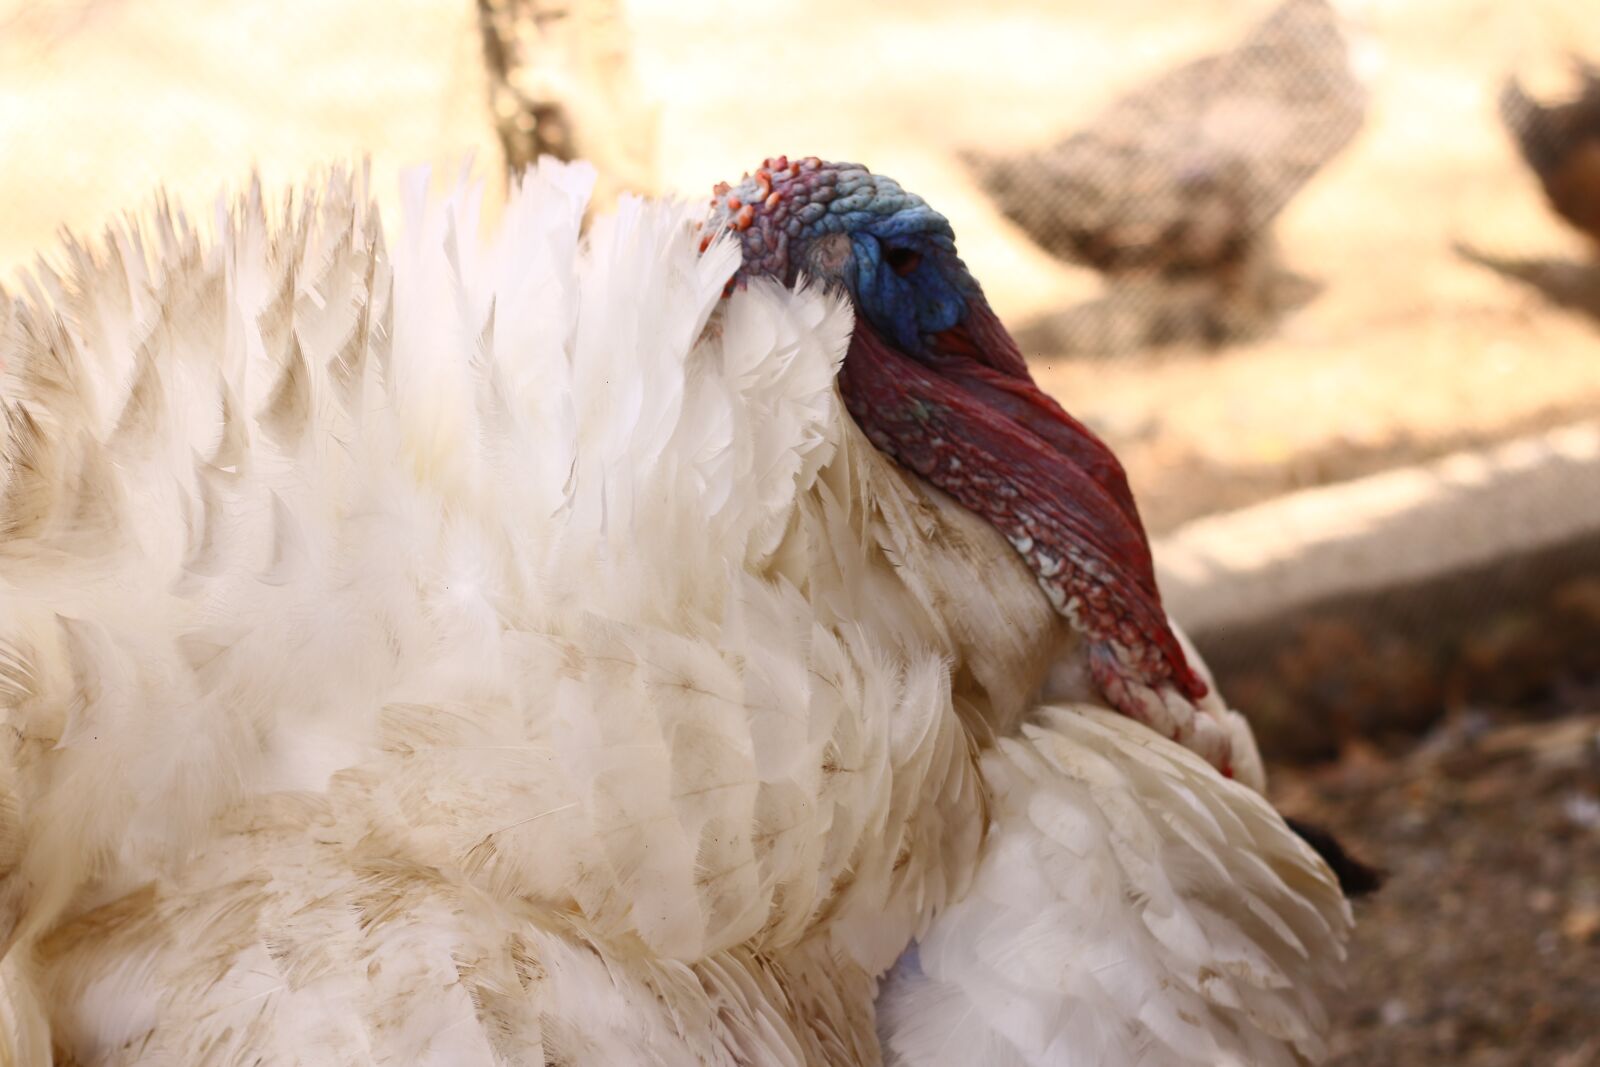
[846,221,971,358]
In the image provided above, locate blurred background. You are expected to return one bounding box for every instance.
[3,0,1599,1062]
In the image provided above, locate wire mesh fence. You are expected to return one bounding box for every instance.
[959,0,1369,352]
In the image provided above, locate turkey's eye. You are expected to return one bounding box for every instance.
[885,247,922,277]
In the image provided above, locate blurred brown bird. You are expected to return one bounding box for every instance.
[1501,60,1600,252]
[962,0,1368,349]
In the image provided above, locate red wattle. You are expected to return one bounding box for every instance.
[929,301,1150,557]
[839,320,1206,704]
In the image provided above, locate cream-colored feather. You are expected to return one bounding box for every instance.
[876,707,1350,1067]
[0,163,1348,1065]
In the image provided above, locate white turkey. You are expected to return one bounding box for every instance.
[0,157,1362,1065]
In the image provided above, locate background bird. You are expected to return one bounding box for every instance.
[0,158,1353,1065]
[1501,58,1600,252]
[961,0,1369,349]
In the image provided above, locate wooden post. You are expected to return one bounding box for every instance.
[474,0,657,208]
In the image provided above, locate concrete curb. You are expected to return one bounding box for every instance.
[1154,420,1600,761]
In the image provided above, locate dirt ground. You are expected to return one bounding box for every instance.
[1271,692,1600,1066]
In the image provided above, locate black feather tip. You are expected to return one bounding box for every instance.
[1284,816,1386,898]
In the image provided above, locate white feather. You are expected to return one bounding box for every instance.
[878,708,1352,1067]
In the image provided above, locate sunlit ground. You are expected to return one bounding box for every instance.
[3,0,1600,529]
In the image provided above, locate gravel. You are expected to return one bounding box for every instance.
[1269,695,1600,1066]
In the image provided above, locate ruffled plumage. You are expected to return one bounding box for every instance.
[0,162,1349,1065]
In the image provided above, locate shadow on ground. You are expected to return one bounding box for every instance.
[1455,243,1600,324]
[1012,270,1325,358]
